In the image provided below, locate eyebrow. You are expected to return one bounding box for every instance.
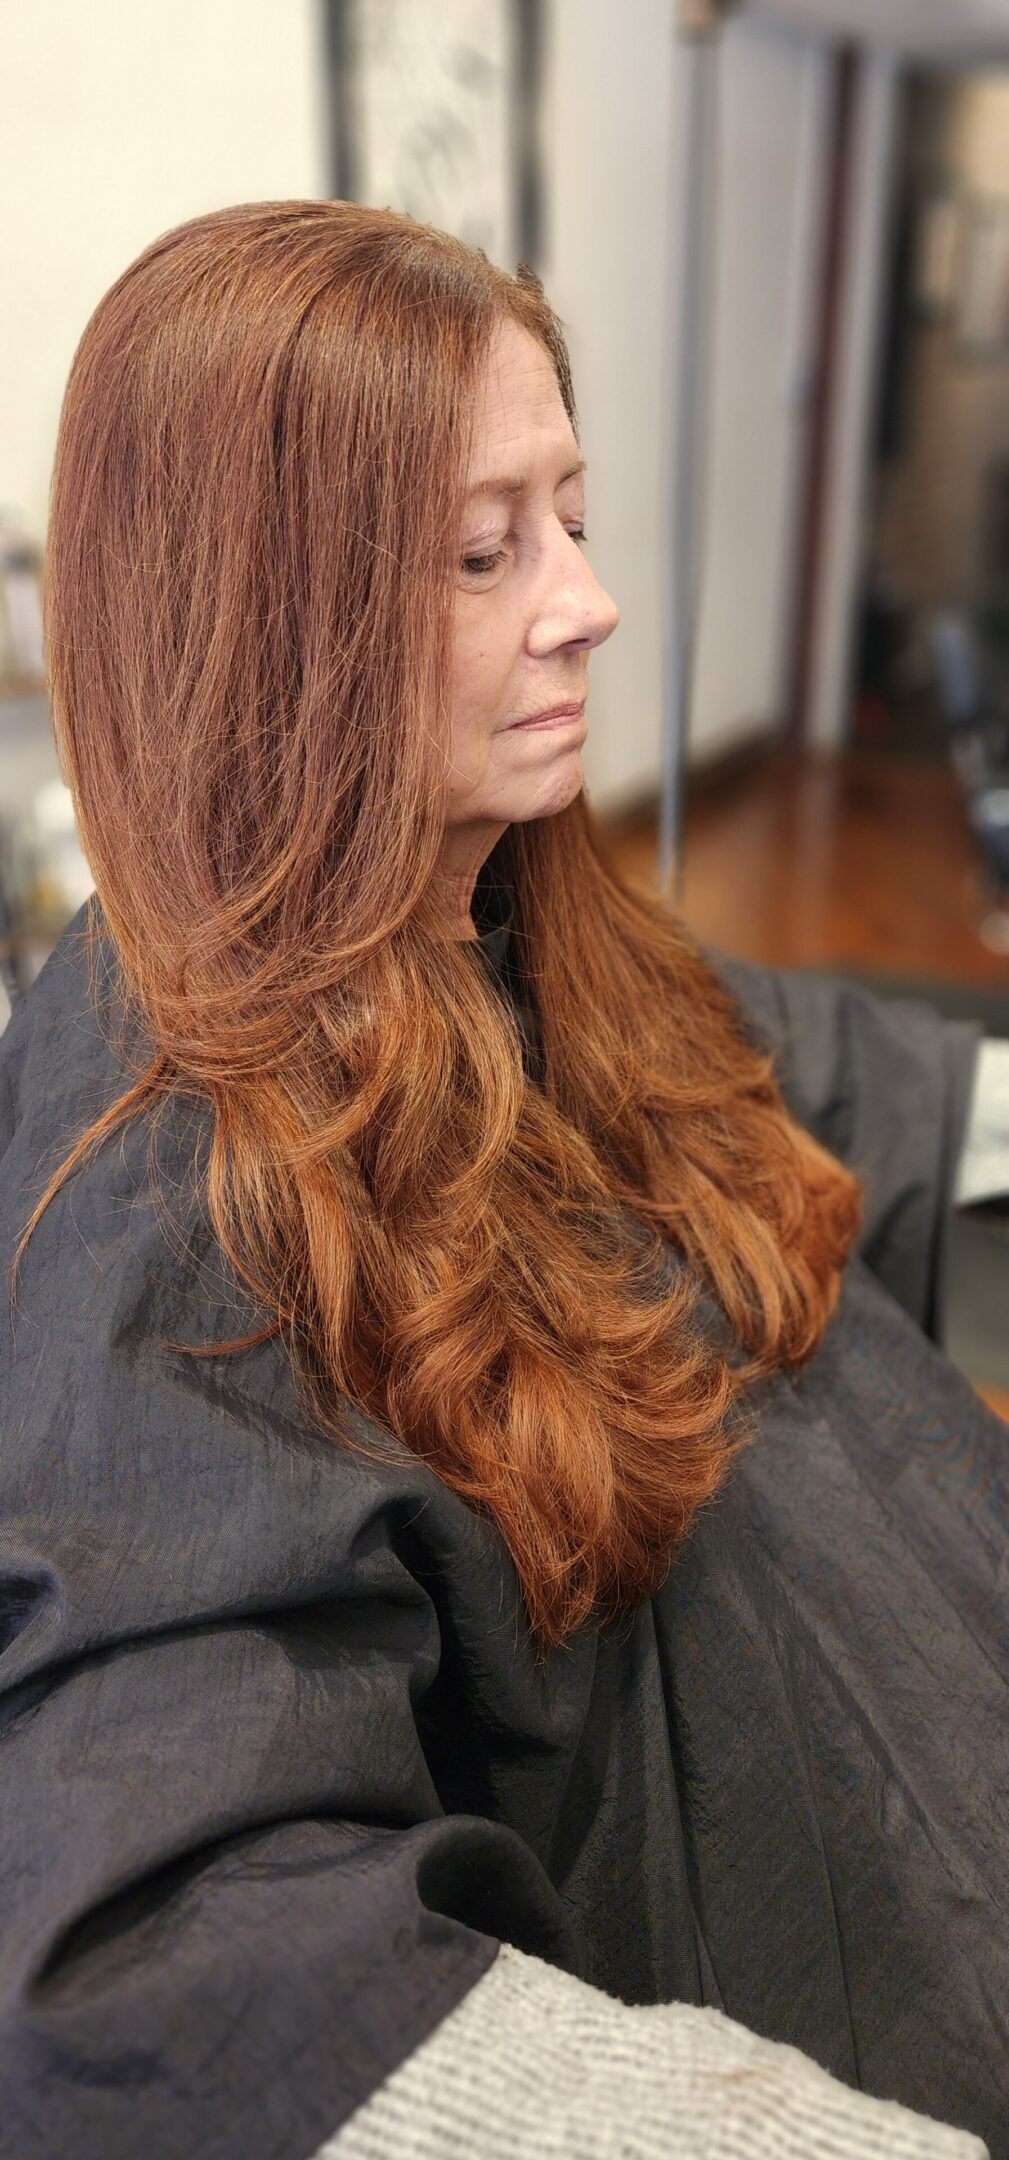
[466,457,587,501]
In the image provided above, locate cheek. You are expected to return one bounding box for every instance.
[446,662,499,800]
[452,598,521,715]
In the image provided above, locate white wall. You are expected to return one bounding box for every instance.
[541,2,833,806]
[0,0,329,547]
[693,21,833,764]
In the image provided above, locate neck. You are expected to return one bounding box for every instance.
[436,820,509,941]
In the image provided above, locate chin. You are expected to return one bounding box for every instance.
[521,765,585,821]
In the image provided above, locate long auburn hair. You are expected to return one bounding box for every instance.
[16,199,861,1657]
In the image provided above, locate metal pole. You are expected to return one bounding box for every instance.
[657,0,742,908]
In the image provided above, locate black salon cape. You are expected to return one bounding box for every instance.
[0,890,1006,2160]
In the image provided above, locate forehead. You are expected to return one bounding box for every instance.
[466,319,577,479]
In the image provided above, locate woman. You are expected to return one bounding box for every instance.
[0,199,1003,2160]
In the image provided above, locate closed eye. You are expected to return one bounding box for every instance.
[462,529,589,578]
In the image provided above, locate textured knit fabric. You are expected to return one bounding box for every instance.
[322,1939,988,2159]
[0,882,1005,2160]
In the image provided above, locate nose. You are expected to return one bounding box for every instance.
[529,535,620,657]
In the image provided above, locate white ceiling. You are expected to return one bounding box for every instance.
[748,0,1009,61]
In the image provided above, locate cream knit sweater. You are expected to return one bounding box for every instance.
[320,1940,989,2159]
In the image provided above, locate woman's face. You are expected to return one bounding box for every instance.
[443,318,620,906]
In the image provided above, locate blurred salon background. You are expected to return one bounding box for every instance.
[3,0,1009,1401]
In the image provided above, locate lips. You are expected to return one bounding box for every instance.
[509,700,587,729]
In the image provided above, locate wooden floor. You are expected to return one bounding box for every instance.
[605,744,1009,985]
[603,742,1009,1421]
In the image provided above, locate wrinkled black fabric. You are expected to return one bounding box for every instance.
[0,891,1006,2160]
